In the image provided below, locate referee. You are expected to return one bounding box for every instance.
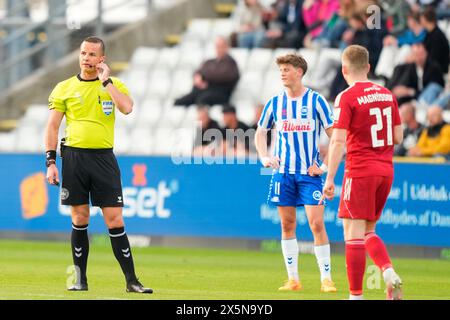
[44,36,152,293]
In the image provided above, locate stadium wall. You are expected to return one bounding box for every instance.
[1,154,450,259]
[0,0,216,119]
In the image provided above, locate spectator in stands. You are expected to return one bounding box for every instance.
[327,12,387,99]
[261,0,307,49]
[387,42,444,105]
[192,105,223,156]
[385,10,426,47]
[426,73,450,109]
[408,105,450,158]
[221,105,251,156]
[308,0,352,49]
[394,102,425,156]
[302,0,340,48]
[376,10,426,80]
[407,0,442,11]
[420,6,450,74]
[308,12,372,95]
[233,0,265,49]
[380,0,411,37]
[436,0,450,19]
[174,37,240,107]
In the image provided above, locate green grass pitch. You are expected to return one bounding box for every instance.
[1,239,449,300]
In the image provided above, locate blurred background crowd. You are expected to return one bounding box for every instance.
[0,0,449,161]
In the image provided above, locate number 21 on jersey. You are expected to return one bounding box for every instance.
[370,107,393,148]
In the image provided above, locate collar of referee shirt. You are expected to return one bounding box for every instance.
[77,74,99,82]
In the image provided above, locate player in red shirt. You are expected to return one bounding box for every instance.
[322,45,404,300]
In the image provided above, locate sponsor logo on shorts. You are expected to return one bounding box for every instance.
[313,190,322,201]
[270,196,280,202]
[61,188,70,201]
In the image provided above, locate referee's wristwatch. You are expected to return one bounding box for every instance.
[102,78,113,87]
[46,150,57,167]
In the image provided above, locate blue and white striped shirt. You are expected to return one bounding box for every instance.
[258,88,334,174]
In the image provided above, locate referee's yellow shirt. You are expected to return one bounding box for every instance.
[48,75,129,149]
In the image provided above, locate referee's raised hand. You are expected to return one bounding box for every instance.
[96,61,110,82]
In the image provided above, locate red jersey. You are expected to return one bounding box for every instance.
[333,81,401,178]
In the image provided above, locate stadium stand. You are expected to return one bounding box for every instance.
[2,0,450,159]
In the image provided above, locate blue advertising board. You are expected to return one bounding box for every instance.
[1,154,449,246]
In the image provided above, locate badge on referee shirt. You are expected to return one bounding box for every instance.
[101,100,114,115]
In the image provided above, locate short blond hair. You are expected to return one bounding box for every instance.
[276,54,308,75]
[342,45,369,73]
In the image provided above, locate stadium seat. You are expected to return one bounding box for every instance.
[443,110,450,123]
[115,105,139,128]
[246,48,273,71]
[155,47,181,70]
[15,126,42,153]
[179,39,204,50]
[262,70,283,102]
[271,48,298,70]
[180,105,199,128]
[0,131,17,152]
[126,69,150,100]
[160,106,187,128]
[20,104,49,127]
[299,48,320,67]
[184,19,212,43]
[152,127,177,155]
[173,126,195,156]
[102,0,148,24]
[298,48,321,85]
[169,69,194,100]
[230,48,250,72]
[129,127,154,155]
[130,47,159,70]
[114,127,131,154]
[136,99,163,126]
[209,104,225,125]
[178,46,205,70]
[232,71,264,103]
[210,19,234,39]
[202,41,217,60]
[145,69,172,99]
[236,102,256,126]
[416,108,427,124]
[151,0,180,10]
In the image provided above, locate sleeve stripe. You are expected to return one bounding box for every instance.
[316,94,333,127]
[258,98,274,129]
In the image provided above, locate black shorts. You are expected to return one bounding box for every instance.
[61,146,124,207]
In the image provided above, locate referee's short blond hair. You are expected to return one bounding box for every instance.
[276,54,308,75]
[342,45,369,73]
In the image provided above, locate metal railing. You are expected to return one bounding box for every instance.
[0,0,154,93]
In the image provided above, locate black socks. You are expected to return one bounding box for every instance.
[109,227,137,283]
[71,224,89,284]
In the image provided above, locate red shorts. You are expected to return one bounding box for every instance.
[338,175,393,221]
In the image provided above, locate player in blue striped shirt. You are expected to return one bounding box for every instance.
[255,54,336,293]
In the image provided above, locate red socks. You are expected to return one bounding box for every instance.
[365,232,392,272]
[345,239,366,296]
